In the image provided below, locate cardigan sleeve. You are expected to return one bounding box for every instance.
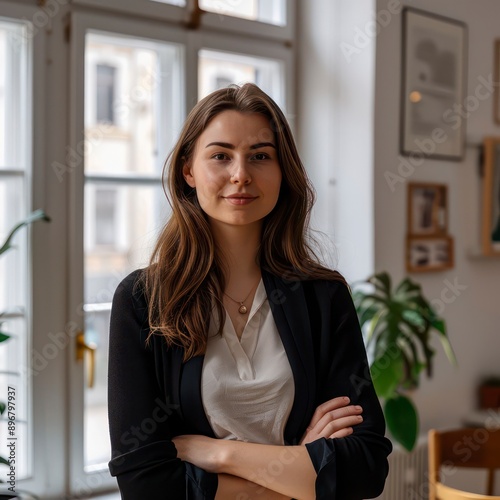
[304,280,392,500]
[107,270,218,499]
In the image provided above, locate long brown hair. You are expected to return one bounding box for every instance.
[144,83,344,361]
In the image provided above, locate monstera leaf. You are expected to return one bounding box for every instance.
[353,272,456,451]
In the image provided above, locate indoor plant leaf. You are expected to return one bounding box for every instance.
[0,402,5,415]
[0,209,51,256]
[0,456,10,466]
[426,316,457,366]
[384,395,419,452]
[0,332,10,343]
[368,272,392,298]
[394,277,421,299]
[353,271,455,453]
[371,350,404,399]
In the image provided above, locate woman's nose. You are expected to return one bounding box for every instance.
[230,159,251,185]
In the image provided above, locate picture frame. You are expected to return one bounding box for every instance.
[406,235,454,273]
[495,40,500,125]
[400,8,467,161]
[481,138,500,255]
[407,182,448,236]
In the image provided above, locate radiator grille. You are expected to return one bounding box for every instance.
[376,437,429,500]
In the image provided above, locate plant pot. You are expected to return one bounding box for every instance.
[479,385,500,409]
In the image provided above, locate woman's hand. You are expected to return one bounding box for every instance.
[172,434,226,473]
[300,396,363,445]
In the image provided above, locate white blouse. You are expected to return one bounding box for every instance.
[201,279,295,445]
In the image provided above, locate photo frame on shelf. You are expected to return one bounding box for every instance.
[400,8,467,161]
[495,40,500,125]
[407,182,448,236]
[406,235,454,273]
[481,138,500,256]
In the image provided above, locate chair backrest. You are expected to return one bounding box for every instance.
[429,428,500,500]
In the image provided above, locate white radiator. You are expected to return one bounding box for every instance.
[376,437,429,500]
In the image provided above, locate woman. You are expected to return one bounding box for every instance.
[107,83,391,499]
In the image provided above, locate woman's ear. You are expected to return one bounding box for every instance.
[182,161,196,188]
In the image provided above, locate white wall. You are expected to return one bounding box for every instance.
[298,0,500,435]
[375,0,500,432]
[296,0,375,283]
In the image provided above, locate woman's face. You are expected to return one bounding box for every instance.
[183,110,282,231]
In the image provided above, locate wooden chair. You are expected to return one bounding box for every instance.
[429,428,500,499]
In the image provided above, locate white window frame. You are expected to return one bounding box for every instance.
[193,32,292,113]
[71,0,295,42]
[0,0,49,496]
[0,0,295,496]
[69,11,188,494]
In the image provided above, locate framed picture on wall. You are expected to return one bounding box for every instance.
[407,182,448,236]
[481,138,500,255]
[400,8,467,161]
[406,235,454,272]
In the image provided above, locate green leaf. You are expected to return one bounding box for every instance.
[368,272,392,298]
[366,308,387,343]
[385,395,419,451]
[0,402,5,415]
[394,277,421,299]
[358,304,383,329]
[0,456,10,466]
[0,332,10,343]
[0,209,51,256]
[371,350,404,399]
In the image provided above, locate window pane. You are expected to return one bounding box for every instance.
[85,32,181,176]
[199,48,284,106]
[83,182,168,469]
[0,317,30,481]
[0,18,31,482]
[84,31,180,471]
[0,20,30,169]
[0,175,26,312]
[84,183,168,303]
[200,0,286,26]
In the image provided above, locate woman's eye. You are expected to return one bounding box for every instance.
[212,153,228,161]
[252,153,269,161]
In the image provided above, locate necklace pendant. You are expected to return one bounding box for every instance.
[238,304,248,314]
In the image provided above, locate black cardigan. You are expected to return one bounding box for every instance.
[107,269,392,499]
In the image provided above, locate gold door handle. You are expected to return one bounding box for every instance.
[76,331,97,388]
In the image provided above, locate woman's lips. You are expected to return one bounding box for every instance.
[223,195,258,205]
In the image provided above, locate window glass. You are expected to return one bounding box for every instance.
[200,0,286,26]
[198,48,284,106]
[83,31,178,470]
[0,18,32,481]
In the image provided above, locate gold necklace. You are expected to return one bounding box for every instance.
[224,280,259,315]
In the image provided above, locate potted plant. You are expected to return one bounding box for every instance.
[478,376,500,409]
[0,210,50,486]
[352,272,456,451]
